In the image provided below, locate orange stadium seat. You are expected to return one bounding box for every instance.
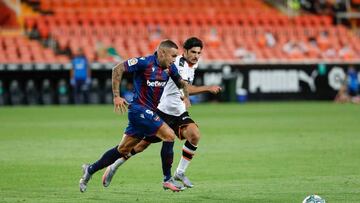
[16,0,360,62]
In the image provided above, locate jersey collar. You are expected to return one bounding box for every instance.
[154,52,161,66]
[181,55,198,69]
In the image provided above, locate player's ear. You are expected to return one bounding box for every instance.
[158,48,166,57]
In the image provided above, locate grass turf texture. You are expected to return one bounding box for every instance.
[0,102,359,203]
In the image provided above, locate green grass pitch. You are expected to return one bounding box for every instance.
[0,102,359,202]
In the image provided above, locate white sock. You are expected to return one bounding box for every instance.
[111,158,125,170]
[110,152,132,170]
[176,141,197,174]
[176,157,190,174]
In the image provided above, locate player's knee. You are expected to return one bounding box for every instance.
[157,124,176,142]
[187,126,201,145]
[134,141,150,153]
[117,145,131,156]
[162,134,175,142]
[162,129,176,142]
[189,132,200,145]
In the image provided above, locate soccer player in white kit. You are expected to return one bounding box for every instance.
[102,37,221,191]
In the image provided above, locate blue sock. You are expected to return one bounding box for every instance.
[87,146,122,175]
[161,141,174,182]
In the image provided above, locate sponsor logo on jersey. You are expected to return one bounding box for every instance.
[146,80,167,87]
[127,58,138,66]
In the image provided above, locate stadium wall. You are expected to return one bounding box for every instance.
[0,62,359,105]
[196,63,359,102]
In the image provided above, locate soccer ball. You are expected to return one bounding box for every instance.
[302,195,326,203]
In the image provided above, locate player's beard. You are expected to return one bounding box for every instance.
[189,58,198,66]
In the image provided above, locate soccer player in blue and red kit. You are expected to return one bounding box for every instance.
[79,40,189,192]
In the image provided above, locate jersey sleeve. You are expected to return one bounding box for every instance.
[123,57,148,73]
[169,64,183,88]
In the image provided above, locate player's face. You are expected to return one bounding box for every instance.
[159,47,178,68]
[184,47,202,65]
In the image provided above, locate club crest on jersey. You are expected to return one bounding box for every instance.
[127,58,138,66]
[145,110,154,116]
[146,80,167,87]
[154,116,160,121]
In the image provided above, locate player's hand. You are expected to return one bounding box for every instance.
[113,96,129,115]
[184,97,191,109]
[208,85,222,94]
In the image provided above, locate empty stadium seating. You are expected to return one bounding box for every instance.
[0,0,356,63]
[0,35,69,63]
[21,0,359,62]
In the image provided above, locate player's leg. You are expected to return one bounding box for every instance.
[113,139,153,167]
[103,106,180,190]
[102,139,155,187]
[155,123,185,191]
[80,134,141,192]
[152,110,187,191]
[174,123,200,188]
[79,144,123,192]
[103,121,183,191]
[105,136,162,177]
[101,134,143,187]
[156,123,176,182]
[117,136,161,163]
[117,134,143,156]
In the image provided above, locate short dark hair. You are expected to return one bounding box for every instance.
[159,39,178,49]
[183,37,203,50]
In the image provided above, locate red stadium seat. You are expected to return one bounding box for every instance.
[20,0,357,62]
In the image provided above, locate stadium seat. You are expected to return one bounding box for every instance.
[16,0,360,62]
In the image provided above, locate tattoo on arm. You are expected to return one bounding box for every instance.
[112,63,125,97]
[181,81,189,98]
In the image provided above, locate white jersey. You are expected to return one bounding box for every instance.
[157,55,198,116]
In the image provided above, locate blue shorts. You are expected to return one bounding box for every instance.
[124,104,164,139]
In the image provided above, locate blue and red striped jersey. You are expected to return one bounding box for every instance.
[123,53,182,111]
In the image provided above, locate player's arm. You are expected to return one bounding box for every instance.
[179,80,189,98]
[170,69,190,98]
[169,64,191,107]
[188,85,221,95]
[178,80,191,109]
[173,78,190,108]
[112,62,129,114]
